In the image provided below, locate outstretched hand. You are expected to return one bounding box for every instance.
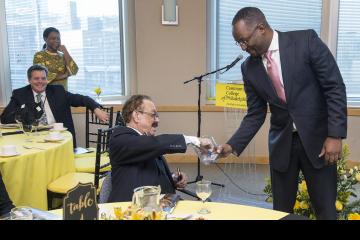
[215,144,233,158]
[198,137,214,153]
[94,108,110,123]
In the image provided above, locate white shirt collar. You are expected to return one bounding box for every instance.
[263,30,279,58]
[127,126,143,135]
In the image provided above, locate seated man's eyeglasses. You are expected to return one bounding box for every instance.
[137,110,159,119]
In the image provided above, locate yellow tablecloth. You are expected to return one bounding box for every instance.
[50,201,289,220]
[0,131,75,210]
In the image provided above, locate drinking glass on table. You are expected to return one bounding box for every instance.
[32,119,40,136]
[196,180,212,214]
[10,207,33,220]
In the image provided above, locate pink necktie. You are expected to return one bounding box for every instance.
[265,51,286,103]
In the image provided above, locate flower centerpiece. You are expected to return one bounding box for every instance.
[94,87,102,103]
[263,144,360,220]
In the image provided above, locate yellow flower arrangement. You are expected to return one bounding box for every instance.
[264,144,360,220]
[94,87,102,96]
[299,181,307,193]
[356,173,360,182]
[336,200,343,211]
[348,213,360,220]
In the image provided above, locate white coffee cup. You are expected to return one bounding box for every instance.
[53,123,64,131]
[1,145,17,155]
[49,131,61,140]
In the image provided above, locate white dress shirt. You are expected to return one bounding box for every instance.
[32,90,56,125]
[262,30,297,131]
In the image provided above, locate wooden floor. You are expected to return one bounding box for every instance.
[169,163,360,209]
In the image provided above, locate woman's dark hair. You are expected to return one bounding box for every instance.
[27,64,48,80]
[122,95,152,124]
[42,27,60,49]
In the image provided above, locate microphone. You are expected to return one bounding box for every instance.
[222,54,243,73]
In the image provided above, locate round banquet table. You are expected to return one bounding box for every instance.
[0,130,75,210]
[50,201,294,220]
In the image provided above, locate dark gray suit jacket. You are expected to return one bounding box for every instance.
[227,29,347,172]
[108,127,187,202]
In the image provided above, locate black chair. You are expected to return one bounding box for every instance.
[75,106,113,173]
[85,106,114,148]
[47,127,114,210]
[114,111,125,127]
[94,127,113,191]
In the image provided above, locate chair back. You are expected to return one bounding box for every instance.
[99,172,112,203]
[114,111,125,127]
[85,106,114,148]
[94,127,114,189]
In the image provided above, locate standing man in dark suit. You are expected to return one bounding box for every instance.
[0,64,109,147]
[216,7,347,219]
[108,95,212,202]
[0,174,14,217]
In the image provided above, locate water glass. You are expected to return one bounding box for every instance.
[10,207,33,220]
[196,180,212,214]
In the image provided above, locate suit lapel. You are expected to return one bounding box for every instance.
[45,87,57,121]
[24,85,36,109]
[248,57,284,106]
[278,31,295,104]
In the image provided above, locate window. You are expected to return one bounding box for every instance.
[337,0,360,106]
[209,0,323,98]
[4,0,125,99]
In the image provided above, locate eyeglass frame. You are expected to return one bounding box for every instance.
[136,110,159,120]
[235,24,260,47]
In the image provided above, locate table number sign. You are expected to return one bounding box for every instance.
[63,183,99,220]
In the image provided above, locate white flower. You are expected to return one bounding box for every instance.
[354,166,358,171]
[349,169,354,175]
[343,175,348,180]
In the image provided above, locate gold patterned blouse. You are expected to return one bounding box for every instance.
[33,50,79,90]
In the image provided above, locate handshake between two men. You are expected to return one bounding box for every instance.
[194,137,234,165]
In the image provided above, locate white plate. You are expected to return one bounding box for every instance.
[0,151,21,157]
[49,127,67,132]
[0,124,19,129]
[44,137,65,142]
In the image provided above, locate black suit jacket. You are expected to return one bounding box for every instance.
[227,30,347,172]
[108,127,187,202]
[0,174,14,216]
[0,85,100,147]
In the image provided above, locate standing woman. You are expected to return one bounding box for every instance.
[33,27,78,90]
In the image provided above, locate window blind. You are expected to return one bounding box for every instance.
[216,0,323,82]
[337,0,360,106]
[4,0,124,98]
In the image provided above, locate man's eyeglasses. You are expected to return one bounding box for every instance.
[235,25,259,47]
[137,110,159,119]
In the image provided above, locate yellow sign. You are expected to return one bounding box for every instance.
[215,82,247,109]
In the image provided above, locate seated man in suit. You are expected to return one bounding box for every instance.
[108,95,212,202]
[0,64,109,147]
[0,174,15,217]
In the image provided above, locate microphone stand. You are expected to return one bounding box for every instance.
[184,65,231,188]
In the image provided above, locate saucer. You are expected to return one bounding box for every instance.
[0,151,21,157]
[44,136,65,142]
[0,124,19,129]
[50,127,67,132]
